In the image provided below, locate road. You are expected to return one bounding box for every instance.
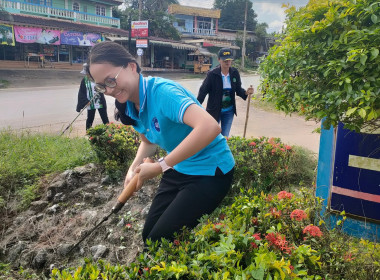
[0,74,320,153]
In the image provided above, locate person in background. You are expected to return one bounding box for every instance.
[197,48,254,137]
[76,64,109,130]
[86,41,235,244]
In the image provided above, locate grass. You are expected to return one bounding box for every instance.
[0,129,96,209]
[0,79,9,88]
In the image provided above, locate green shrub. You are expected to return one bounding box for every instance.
[52,188,380,279]
[86,123,141,180]
[0,130,96,210]
[227,136,316,195]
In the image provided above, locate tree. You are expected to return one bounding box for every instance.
[214,0,257,31]
[259,0,380,132]
[114,0,180,40]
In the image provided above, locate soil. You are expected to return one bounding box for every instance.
[0,164,159,278]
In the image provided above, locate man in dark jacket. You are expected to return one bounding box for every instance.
[198,48,253,137]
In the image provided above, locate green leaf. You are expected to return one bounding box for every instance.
[360,54,367,65]
[358,108,367,118]
[370,48,379,60]
[346,107,357,116]
[367,109,377,121]
[371,14,378,24]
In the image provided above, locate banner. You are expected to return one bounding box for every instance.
[14,26,60,45]
[136,39,148,48]
[0,24,15,46]
[131,20,148,38]
[60,31,101,46]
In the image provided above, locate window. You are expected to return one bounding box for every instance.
[96,5,106,16]
[177,19,185,28]
[38,0,51,6]
[73,2,79,11]
[197,17,212,30]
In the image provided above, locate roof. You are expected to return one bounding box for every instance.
[188,48,215,57]
[90,0,124,5]
[168,4,221,18]
[0,13,129,36]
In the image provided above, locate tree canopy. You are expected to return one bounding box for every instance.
[113,0,181,40]
[259,0,380,132]
[214,0,257,31]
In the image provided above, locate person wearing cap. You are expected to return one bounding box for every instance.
[198,48,254,137]
[76,64,109,130]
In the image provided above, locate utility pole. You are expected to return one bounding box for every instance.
[241,0,248,69]
[138,0,142,20]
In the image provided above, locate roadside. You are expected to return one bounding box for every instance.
[0,69,321,154]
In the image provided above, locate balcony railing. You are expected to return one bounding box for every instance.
[0,0,120,28]
[176,26,216,36]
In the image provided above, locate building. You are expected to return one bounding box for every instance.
[0,0,126,68]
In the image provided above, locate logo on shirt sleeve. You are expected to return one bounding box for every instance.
[151,117,160,132]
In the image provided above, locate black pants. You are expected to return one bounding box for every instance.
[142,167,234,243]
[86,108,109,130]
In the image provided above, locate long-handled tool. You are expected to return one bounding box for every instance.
[59,92,100,136]
[243,85,254,138]
[67,158,153,255]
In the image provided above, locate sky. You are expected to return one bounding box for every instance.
[178,0,309,33]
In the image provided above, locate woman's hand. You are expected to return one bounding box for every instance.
[134,161,162,190]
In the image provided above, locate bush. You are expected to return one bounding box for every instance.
[51,188,380,279]
[86,123,141,180]
[227,136,316,195]
[0,130,96,210]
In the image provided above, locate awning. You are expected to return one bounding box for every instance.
[188,48,216,57]
[149,40,197,50]
[105,36,129,41]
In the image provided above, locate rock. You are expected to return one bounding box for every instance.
[7,241,26,263]
[117,218,125,227]
[46,204,60,215]
[30,201,49,212]
[141,205,151,219]
[53,192,66,203]
[57,244,73,257]
[101,175,112,185]
[81,210,98,221]
[32,250,47,269]
[90,245,108,259]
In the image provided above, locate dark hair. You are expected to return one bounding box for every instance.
[88,41,141,73]
[88,41,140,126]
[114,100,136,125]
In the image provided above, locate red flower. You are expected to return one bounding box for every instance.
[265,232,293,254]
[285,145,292,150]
[270,207,282,218]
[219,213,226,220]
[213,223,224,233]
[253,148,258,153]
[173,239,180,246]
[251,217,259,225]
[89,136,94,141]
[249,142,257,146]
[250,242,258,249]
[289,265,294,271]
[303,225,323,237]
[290,209,307,221]
[266,194,273,202]
[343,252,355,262]
[125,223,132,229]
[252,233,261,241]
[108,134,112,137]
[277,191,294,200]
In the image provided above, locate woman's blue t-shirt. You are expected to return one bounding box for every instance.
[125,75,235,176]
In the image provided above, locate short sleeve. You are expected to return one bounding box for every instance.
[154,83,196,123]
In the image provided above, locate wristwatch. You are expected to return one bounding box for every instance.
[158,157,172,173]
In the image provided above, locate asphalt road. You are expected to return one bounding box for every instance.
[0,70,320,153]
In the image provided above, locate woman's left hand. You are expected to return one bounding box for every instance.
[134,161,162,190]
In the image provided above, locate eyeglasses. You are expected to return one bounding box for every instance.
[94,66,125,94]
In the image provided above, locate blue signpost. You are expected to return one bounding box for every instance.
[316,122,380,241]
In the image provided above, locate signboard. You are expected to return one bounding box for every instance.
[137,48,143,56]
[136,39,148,48]
[61,31,101,46]
[14,26,60,45]
[0,24,15,46]
[330,123,380,221]
[316,121,380,240]
[131,20,148,38]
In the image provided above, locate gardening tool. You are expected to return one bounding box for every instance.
[59,92,100,136]
[243,85,254,138]
[67,158,154,255]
